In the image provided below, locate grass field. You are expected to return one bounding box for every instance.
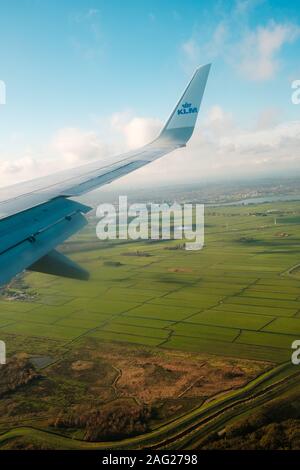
[1,200,300,364]
[1,198,300,449]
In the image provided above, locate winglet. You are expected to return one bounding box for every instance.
[158,64,211,145]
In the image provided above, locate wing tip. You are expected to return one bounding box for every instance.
[157,61,211,145]
[197,62,212,69]
[195,63,212,74]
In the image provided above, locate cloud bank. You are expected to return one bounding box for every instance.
[0,105,299,190]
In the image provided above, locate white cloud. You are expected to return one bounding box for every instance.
[255,107,281,129]
[109,111,161,149]
[204,105,234,136]
[0,113,162,187]
[52,127,109,163]
[0,127,114,188]
[221,121,300,152]
[238,22,300,80]
[180,1,300,81]
[1,106,300,190]
[181,39,200,70]
[180,25,227,71]
[234,0,264,16]
[111,105,300,187]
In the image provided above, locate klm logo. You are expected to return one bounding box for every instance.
[177,102,197,116]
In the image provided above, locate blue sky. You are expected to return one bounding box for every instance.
[0,0,300,186]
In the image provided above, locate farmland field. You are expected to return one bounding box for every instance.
[1,198,300,449]
[1,200,300,364]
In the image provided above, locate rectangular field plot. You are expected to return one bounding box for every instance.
[172,322,238,342]
[133,271,199,284]
[216,264,282,273]
[42,280,111,298]
[0,301,38,313]
[185,310,272,330]
[239,290,299,301]
[0,304,78,325]
[255,279,300,289]
[86,330,162,347]
[36,295,74,306]
[0,310,61,325]
[263,318,300,335]
[114,315,174,329]
[224,296,300,310]
[213,302,297,317]
[101,287,159,302]
[54,315,109,329]
[146,297,208,310]
[244,284,300,295]
[67,298,140,314]
[100,322,169,340]
[196,276,256,286]
[129,280,178,292]
[123,303,198,321]
[164,291,225,302]
[190,285,244,296]
[236,330,299,349]
[171,285,236,296]
[0,322,87,341]
[166,335,290,362]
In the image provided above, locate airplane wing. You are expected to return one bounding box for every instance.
[0,64,211,286]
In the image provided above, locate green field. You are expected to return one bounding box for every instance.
[1,200,300,364]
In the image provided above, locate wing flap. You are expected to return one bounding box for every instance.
[0,198,90,286]
[29,249,89,281]
[0,198,90,255]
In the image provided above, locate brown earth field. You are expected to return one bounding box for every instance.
[0,337,271,443]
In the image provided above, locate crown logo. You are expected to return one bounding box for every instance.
[182,102,192,108]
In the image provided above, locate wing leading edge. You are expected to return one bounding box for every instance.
[0,64,211,286]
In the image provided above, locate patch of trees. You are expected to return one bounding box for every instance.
[200,393,300,450]
[0,355,39,397]
[51,401,153,441]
